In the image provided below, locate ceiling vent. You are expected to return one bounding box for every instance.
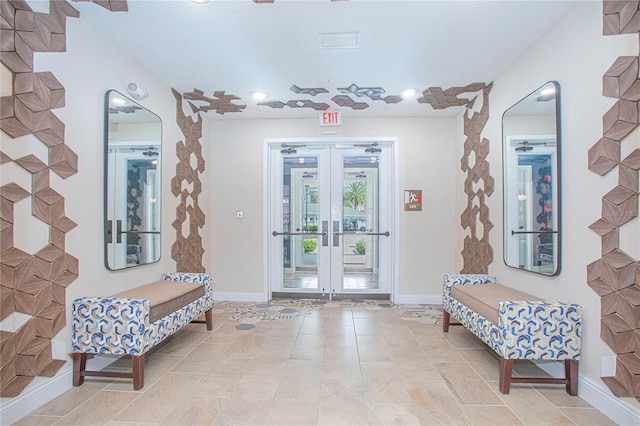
[319,32,360,49]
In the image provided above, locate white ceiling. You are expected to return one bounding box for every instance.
[72,0,577,119]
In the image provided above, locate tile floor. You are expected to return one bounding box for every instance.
[14,300,615,425]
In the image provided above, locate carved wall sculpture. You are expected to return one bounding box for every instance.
[171,89,207,273]
[0,0,80,397]
[586,0,640,401]
[418,83,494,274]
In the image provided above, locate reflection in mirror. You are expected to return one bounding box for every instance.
[502,81,561,276]
[104,90,162,270]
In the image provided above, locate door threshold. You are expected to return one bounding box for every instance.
[271,292,390,300]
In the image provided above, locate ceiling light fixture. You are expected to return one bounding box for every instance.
[111,97,126,105]
[191,0,211,4]
[401,88,417,99]
[253,91,267,101]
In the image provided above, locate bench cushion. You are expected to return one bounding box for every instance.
[450,283,542,324]
[111,280,205,323]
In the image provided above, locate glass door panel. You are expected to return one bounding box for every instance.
[341,155,380,291]
[281,156,321,291]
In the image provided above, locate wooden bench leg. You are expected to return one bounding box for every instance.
[565,359,579,396]
[499,358,513,394]
[73,353,86,386]
[442,310,450,332]
[132,354,145,390]
[205,309,213,331]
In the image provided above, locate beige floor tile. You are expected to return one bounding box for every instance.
[114,372,201,423]
[559,407,618,425]
[458,347,501,380]
[189,373,242,397]
[54,390,137,426]
[317,396,369,425]
[32,381,113,417]
[353,318,385,336]
[106,353,183,391]
[535,384,593,408]
[298,316,329,335]
[170,342,231,374]
[11,415,61,425]
[320,374,365,400]
[155,327,211,356]
[415,335,466,363]
[462,405,522,425]
[406,322,443,336]
[407,379,471,425]
[443,327,486,349]
[212,408,269,425]
[264,399,318,425]
[160,395,223,425]
[497,386,574,425]
[367,403,421,426]
[223,333,266,359]
[290,334,326,361]
[436,362,504,405]
[274,360,323,403]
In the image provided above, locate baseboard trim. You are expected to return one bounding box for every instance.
[396,294,442,305]
[535,361,640,425]
[0,356,118,425]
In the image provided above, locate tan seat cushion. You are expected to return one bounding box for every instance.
[450,283,542,324]
[111,280,205,323]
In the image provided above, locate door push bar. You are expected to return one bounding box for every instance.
[334,231,390,237]
[271,231,327,236]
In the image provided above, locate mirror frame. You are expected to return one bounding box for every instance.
[502,81,561,276]
[104,89,162,271]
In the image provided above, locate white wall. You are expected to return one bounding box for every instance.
[209,117,457,300]
[469,0,640,415]
[0,13,188,417]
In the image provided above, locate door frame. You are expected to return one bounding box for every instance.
[263,137,399,303]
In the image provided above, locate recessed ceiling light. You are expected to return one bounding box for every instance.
[401,89,417,99]
[191,0,210,4]
[253,91,267,101]
[111,97,126,105]
[540,87,555,96]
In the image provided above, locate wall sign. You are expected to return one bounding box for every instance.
[319,110,341,126]
[404,190,422,211]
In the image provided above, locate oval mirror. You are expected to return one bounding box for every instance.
[502,81,561,276]
[104,90,162,270]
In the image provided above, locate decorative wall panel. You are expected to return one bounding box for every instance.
[0,0,80,397]
[586,0,640,401]
[171,89,206,273]
[418,83,494,274]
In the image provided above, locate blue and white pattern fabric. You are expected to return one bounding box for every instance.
[72,273,213,356]
[443,274,581,361]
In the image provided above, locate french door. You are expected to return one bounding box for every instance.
[268,140,394,300]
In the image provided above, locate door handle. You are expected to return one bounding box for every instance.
[322,221,328,247]
[333,221,339,247]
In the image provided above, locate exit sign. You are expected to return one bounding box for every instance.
[319,111,341,126]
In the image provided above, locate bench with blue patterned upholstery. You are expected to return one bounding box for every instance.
[442,274,582,395]
[71,272,213,390]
